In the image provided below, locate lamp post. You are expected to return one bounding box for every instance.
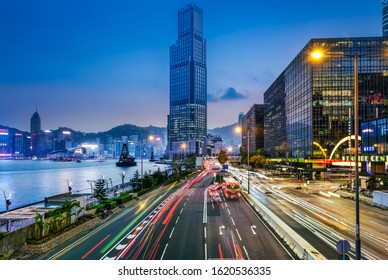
[120,171,125,190]
[247,129,250,194]
[3,191,11,212]
[311,50,361,259]
[140,136,144,190]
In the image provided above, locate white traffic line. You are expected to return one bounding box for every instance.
[243,246,250,260]
[235,228,242,241]
[160,244,169,260]
[169,227,175,239]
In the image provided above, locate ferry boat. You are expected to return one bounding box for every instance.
[116,144,137,167]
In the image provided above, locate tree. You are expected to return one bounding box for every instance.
[218,150,228,164]
[131,170,141,191]
[250,154,267,168]
[94,179,107,203]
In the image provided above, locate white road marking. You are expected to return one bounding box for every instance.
[251,225,257,235]
[235,229,242,241]
[169,227,175,239]
[243,246,250,260]
[160,244,168,260]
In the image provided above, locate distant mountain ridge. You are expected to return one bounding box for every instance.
[1,122,237,141]
[208,123,238,140]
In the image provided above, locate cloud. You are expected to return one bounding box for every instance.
[221,87,247,100]
[208,87,248,102]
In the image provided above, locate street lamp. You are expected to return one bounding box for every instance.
[235,125,250,194]
[311,49,361,259]
[247,129,250,194]
[2,191,11,212]
[120,171,125,190]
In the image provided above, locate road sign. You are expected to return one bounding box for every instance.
[336,240,351,254]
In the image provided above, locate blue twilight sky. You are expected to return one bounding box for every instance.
[0,0,382,132]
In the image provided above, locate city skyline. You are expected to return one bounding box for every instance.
[0,0,382,132]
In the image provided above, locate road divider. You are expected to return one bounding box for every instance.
[242,192,326,260]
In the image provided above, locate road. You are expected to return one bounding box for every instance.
[230,167,388,260]
[40,170,295,260]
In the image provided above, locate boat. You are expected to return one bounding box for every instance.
[116,143,137,167]
[149,150,156,162]
[155,159,172,165]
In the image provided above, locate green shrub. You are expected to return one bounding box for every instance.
[105,201,117,210]
[95,203,106,212]
[0,254,11,260]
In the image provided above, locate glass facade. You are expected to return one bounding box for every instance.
[362,117,388,173]
[168,4,207,157]
[264,37,388,162]
[362,117,388,155]
[241,104,264,154]
[383,1,388,36]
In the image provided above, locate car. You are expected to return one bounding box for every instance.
[211,193,222,203]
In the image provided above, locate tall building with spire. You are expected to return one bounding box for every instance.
[167,4,207,159]
[30,110,41,156]
[383,0,388,36]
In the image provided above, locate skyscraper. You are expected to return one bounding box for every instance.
[167,4,207,159]
[383,1,388,36]
[30,110,41,156]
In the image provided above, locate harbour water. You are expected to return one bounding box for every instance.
[0,159,170,213]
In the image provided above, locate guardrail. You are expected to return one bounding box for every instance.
[242,192,326,260]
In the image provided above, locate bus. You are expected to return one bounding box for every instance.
[222,176,241,199]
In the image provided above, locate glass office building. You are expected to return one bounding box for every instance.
[168,4,207,158]
[361,117,388,173]
[383,1,388,36]
[264,37,388,166]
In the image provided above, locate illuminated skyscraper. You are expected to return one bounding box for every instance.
[30,110,41,156]
[383,0,388,36]
[167,4,207,158]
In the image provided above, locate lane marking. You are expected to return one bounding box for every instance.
[160,243,169,260]
[169,227,175,239]
[204,226,207,239]
[204,243,208,260]
[235,229,242,241]
[243,245,250,260]
[175,216,180,224]
[251,225,257,235]
[231,217,236,226]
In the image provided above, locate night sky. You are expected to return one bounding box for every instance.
[0,0,381,132]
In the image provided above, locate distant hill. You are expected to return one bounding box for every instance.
[208,123,238,140]
[101,124,166,139]
[0,123,167,141]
